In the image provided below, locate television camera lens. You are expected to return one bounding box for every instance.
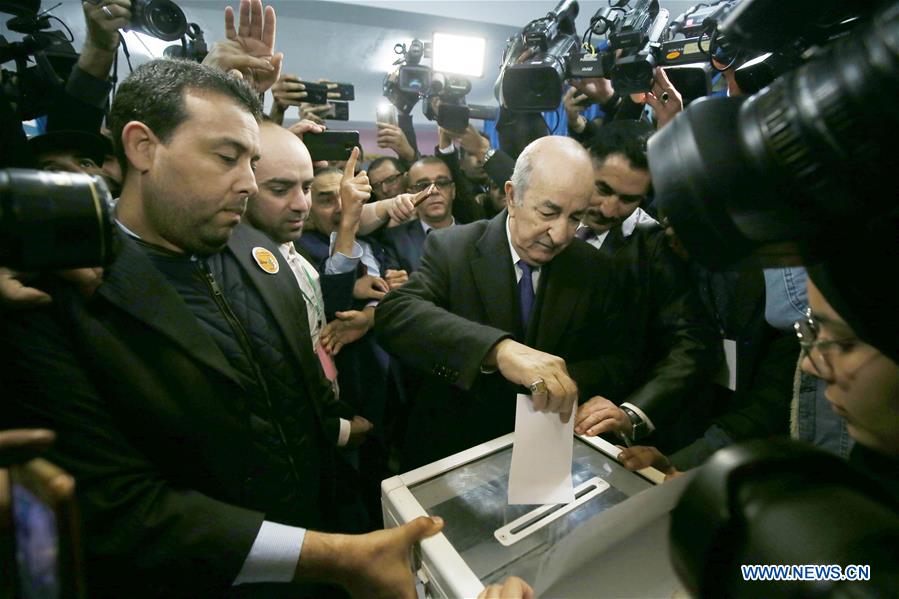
[130,0,187,42]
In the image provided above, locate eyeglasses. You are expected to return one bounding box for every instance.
[371,172,403,190]
[410,178,454,194]
[793,309,862,380]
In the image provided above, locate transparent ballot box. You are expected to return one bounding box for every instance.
[382,433,684,598]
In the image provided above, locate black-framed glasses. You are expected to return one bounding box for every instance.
[372,172,403,190]
[793,308,863,380]
[410,178,454,193]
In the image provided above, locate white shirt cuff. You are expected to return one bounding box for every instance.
[233,521,305,585]
[325,234,363,275]
[337,417,351,447]
[621,402,656,434]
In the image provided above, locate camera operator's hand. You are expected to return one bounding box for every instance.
[456,125,492,163]
[78,0,131,79]
[82,0,131,51]
[0,267,103,310]
[563,87,590,133]
[0,429,55,468]
[570,76,616,104]
[377,123,415,163]
[617,445,683,481]
[204,0,282,93]
[0,268,52,309]
[634,67,683,130]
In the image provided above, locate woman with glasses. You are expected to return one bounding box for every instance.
[795,275,899,497]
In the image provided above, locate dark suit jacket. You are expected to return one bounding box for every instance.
[584,223,721,447]
[1,225,353,597]
[374,211,638,468]
[379,218,427,273]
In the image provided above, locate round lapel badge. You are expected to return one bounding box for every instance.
[252,247,280,274]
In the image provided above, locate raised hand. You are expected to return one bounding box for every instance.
[338,147,371,230]
[203,0,281,93]
[82,0,131,51]
[376,123,415,162]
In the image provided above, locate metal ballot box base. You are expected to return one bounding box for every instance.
[381,433,684,598]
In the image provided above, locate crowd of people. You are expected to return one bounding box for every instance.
[1,0,896,597]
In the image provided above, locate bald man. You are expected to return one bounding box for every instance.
[375,136,639,468]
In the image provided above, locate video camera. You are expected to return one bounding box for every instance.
[383,38,495,130]
[495,0,580,112]
[649,0,898,270]
[0,169,116,270]
[496,0,743,111]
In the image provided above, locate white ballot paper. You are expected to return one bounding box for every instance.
[508,393,575,505]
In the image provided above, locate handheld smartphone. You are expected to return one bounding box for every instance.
[8,458,86,598]
[331,82,355,101]
[293,80,329,105]
[304,131,360,162]
[323,101,349,121]
[376,104,398,127]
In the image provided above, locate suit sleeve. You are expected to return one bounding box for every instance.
[318,270,356,319]
[0,301,263,594]
[622,232,723,425]
[375,232,510,390]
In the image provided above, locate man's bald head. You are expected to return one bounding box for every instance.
[509,136,594,205]
[505,136,593,266]
[246,121,315,244]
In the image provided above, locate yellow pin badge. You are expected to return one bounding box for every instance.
[252,247,280,274]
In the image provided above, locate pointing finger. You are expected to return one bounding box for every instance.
[343,146,359,179]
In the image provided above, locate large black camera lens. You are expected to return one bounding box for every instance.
[650,2,899,269]
[0,169,115,270]
[129,0,187,42]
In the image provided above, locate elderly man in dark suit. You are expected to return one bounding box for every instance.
[1,56,439,597]
[375,136,639,469]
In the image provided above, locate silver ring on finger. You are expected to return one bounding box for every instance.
[102,5,115,18]
[660,91,670,104]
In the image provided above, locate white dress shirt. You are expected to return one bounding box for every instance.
[579,207,658,250]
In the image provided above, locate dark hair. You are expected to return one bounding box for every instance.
[587,120,654,170]
[108,59,263,173]
[368,156,405,174]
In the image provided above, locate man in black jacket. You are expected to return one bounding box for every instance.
[375,136,639,468]
[571,120,720,452]
[1,57,439,597]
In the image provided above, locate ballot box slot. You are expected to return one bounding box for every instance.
[494,477,610,547]
[507,483,596,535]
